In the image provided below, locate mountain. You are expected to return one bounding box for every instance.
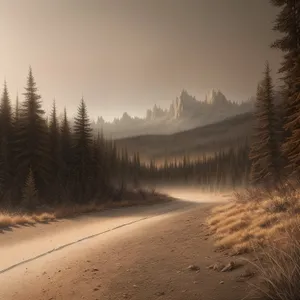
[115,112,254,162]
[91,89,255,138]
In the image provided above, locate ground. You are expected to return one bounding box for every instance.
[0,195,258,300]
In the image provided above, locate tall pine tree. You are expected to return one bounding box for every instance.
[72,98,93,202]
[270,0,300,175]
[15,67,51,197]
[249,63,281,185]
[0,81,13,198]
[60,108,72,182]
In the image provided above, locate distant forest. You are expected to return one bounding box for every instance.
[0,0,299,208]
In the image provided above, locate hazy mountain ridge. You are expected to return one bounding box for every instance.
[91,89,255,138]
[115,112,254,162]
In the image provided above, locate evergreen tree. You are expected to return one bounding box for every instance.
[49,100,61,183]
[91,131,105,195]
[270,0,300,174]
[14,67,51,194]
[15,94,20,122]
[72,98,93,201]
[60,108,72,180]
[0,81,14,196]
[249,63,281,185]
[22,167,38,209]
[283,74,300,177]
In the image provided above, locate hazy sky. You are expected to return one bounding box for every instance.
[1,0,281,121]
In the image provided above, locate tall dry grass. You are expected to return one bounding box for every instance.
[249,219,300,300]
[207,185,300,300]
[207,187,300,255]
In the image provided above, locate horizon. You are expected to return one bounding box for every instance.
[1,77,254,122]
[1,0,281,122]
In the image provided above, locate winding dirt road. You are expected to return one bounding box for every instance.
[0,191,253,300]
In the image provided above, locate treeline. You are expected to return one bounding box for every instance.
[139,142,250,189]
[0,68,141,208]
[0,67,254,211]
[249,0,300,187]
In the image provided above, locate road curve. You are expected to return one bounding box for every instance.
[0,191,231,300]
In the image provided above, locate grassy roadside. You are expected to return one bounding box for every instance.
[0,188,171,230]
[206,187,300,299]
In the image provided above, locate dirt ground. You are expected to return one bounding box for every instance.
[0,202,258,300]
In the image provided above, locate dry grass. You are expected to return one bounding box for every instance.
[0,188,170,230]
[207,187,300,300]
[207,188,300,255]
[0,211,55,228]
[248,219,300,300]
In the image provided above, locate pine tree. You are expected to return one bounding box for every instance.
[14,67,51,194]
[60,108,72,180]
[249,63,281,186]
[49,100,61,183]
[91,131,105,195]
[15,94,20,122]
[283,74,300,177]
[72,98,93,202]
[22,167,38,209]
[0,81,14,196]
[270,0,300,174]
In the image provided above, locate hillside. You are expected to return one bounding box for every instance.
[115,112,254,162]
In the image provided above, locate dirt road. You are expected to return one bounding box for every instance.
[0,192,254,300]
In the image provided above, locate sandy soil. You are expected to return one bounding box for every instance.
[0,193,257,300]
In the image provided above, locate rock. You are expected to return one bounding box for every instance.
[156,291,165,296]
[236,269,255,282]
[219,281,224,284]
[188,265,200,271]
[92,268,99,272]
[207,262,225,272]
[221,261,235,272]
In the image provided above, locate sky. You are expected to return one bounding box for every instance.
[0,0,281,121]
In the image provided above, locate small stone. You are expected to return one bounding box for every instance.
[207,262,225,272]
[221,261,235,272]
[188,265,200,271]
[220,281,224,284]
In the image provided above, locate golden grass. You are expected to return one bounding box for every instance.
[208,188,300,299]
[0,189,170,229]
[207,190,300,255]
